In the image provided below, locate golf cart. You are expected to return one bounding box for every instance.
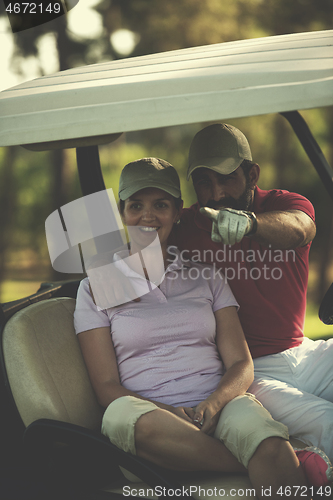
[0,29,333,499]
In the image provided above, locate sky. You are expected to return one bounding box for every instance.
[0,0,137,92]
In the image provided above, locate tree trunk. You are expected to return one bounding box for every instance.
[0,147,17,301]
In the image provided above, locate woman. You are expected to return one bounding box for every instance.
[74,157,326,497]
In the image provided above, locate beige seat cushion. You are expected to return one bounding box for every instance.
[2,297,103,431]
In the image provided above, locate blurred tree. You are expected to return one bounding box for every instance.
[92,0,267,202]
[0,148,17,297]
[0,7,101,286]
[96,0,262,56]
[244,0,333,35]
[12,15,85,280]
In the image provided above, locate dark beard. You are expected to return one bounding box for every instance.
[206,182,253,211]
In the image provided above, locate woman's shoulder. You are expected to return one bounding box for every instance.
[77,276,90,291]
[187,259,223,277]
[76,276,93,303]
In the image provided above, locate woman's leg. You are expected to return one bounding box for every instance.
[134,406,245,473]
[247,438,307,498]
[135,406,308,499]
[102,396,307,499]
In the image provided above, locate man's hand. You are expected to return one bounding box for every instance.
[200,207,254,245]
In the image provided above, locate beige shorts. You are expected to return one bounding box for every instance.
[101,393,289,468]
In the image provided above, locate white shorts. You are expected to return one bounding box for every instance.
[101,393,289,468]
[250,337,333,461]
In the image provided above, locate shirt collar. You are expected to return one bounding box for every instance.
[165,246,191,273]
[113,248,143,278]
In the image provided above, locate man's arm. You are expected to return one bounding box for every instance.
[200,206,316,250]
[252,209,316,249]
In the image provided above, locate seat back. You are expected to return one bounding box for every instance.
[2,297,103,430]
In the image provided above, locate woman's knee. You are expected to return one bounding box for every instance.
[215,393,289,467]
[101,396,158,455]
[102,396,136,436]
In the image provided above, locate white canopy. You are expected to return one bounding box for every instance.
[0,29,332,149]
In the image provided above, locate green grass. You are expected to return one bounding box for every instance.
[304,303,333,340]
[0,280,42,303]
[1,279,332,340]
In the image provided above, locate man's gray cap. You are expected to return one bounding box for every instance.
[187,123,252,179]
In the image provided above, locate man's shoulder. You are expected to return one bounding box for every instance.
[254,187,314,219]
[180,202,200,221]
[255,186,305,204]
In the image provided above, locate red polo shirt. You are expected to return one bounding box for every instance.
[172,187,315,358]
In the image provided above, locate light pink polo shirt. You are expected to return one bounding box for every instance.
[74,247,239,407]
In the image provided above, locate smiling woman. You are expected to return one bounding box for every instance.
[121,189,180,263]
[118,158,182,265]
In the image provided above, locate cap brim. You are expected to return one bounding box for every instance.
[119,180,181,200]
[187,157,243,180]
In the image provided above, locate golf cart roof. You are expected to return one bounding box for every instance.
[0,29,332,150]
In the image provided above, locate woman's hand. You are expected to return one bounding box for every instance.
[169,406,196,425]
[192,399,222,435]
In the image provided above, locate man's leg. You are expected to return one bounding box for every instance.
[251,339,333,462]
[293,338,333,402]
[250,377,333,462]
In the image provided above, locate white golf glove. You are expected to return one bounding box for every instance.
[200,207,256,245]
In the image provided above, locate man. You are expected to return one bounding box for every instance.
[172,123,333,464]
